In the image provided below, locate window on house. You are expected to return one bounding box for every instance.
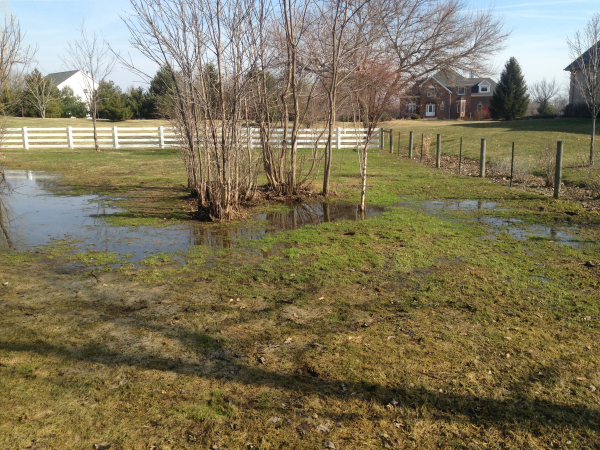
[406,103,416,114]
[457,87,465,95]
[479,84,490,93]
[477,102,483,111]
[426,87,435,97]
[440,102,445,111]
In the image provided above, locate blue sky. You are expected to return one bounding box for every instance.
[10,0,600,94]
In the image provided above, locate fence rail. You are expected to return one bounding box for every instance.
[2,126,383,150]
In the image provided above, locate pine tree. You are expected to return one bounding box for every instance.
[490,57,529,121]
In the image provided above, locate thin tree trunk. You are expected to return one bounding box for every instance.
[591,117,596,166]
[359,138,369,211]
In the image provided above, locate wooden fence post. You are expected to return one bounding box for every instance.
[159,126,165,148]
[436,134,441,168]
[23,127,29,150]
[554,141,564,199]
[420,133,424,161]
[459,137,463,174]
[408,131,413,159]
[380,128,384,150]
[113,126,119,149]
[480,138,486,178]
[67,126,74,149]
[510,142,515,187]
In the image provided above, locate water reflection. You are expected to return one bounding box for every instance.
[0,170,385,261]
[403,198,597,248]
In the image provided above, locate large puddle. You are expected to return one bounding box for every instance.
[404,199,598,248]
[0,170,385,261]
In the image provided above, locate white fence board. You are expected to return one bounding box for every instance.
[1,126,384,150]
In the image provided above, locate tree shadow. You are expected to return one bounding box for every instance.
[447,118,593,135]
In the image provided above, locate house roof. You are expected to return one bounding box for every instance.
[46,70,80,86]
[423,69,495,90]
[564,40,600,71]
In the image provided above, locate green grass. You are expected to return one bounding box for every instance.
[0,123,599,448]
[1,117,168,129]
[381,117,599,187]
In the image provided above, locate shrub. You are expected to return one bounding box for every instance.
[411,114,420,120]
[474,109,490,120]
[564,102,599,119]
[535,141,556,187]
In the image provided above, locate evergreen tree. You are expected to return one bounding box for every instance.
[103,93,133,121]
[147,66,178,118]
[490,57,529,121]
[96,80,122,119]
[59,86,88,118]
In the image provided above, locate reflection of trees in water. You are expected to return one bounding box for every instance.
[266,202,381,232]
[0,170,13,248]
[186,202,384,251]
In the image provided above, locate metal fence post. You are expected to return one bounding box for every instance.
[480,138,486,178]
[554,141,564,199]
[408,131,413,159]
[159,126,165,148]
[23,127,29,150]
[380,128,384,150]
[436,134,441,168]
[67,126,74,149]
[113,126,119,149]
[337,127,341,150]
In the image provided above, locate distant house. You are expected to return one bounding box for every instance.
[564,40,600,105]
[404,69,497,119]
[46,70,98,102]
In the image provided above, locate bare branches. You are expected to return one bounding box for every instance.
[62,22,117,152]
[530,78,559,115]
[567,13,600,165]
[25,69,56,119]
[0,16,36,116]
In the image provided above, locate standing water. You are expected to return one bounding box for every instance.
[0,170,385,261]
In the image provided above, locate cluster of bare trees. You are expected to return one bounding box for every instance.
[120,0,505,220]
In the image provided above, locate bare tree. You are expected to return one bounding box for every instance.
[62,22,117,152]
[309,0,371,196]
[25,68,56,119]
[531,78,559,115]
[350,0,506,211]
[0,15,36,115]
[123,0,263,220]
[567,13,600,165]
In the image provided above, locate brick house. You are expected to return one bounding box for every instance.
[404,70,497,119]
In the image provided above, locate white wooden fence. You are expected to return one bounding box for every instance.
[1,126,384,150]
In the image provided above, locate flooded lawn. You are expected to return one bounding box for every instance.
[402,198,599,248]
[0,170,385,261]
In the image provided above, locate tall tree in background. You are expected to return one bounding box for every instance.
[567,14,600,166]
[0,15,35,116]
[24,69,58,119]
[62,22,117,152]
[490,57,529,121]
[531,78,559,115]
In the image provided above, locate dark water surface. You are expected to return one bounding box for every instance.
[0,170,384,261]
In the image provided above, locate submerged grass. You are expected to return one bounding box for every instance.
[0,129,599,448]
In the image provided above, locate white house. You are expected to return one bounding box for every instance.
[46,70,98,102]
